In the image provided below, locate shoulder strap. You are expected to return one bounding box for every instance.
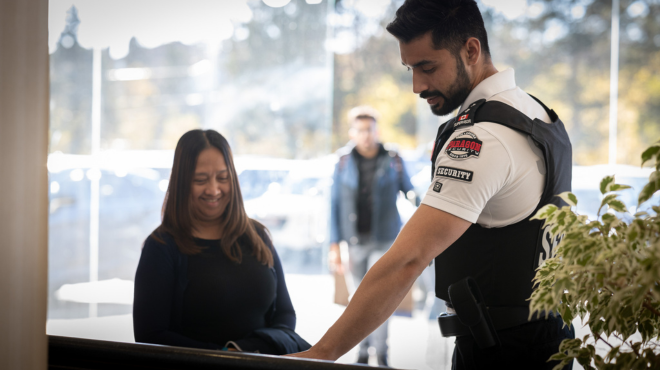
[430,99,489,179]
[469,96,571,211]
[527,94,558,122]
[430,97,553,179]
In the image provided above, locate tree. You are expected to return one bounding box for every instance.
[487,0,660,166]
[331,0,418,150]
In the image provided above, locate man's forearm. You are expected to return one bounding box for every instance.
[314,243,425,359]
[305,205,471,360]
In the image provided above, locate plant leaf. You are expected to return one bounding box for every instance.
[638,171,660,205]
[531,204,558,221]
[601,213,615,222]
[640,144,660,168]
[557,191,578,207]
[607,184,631,192]
[607,199,627,213]
[599,194,618,212]
[600,176,615,195]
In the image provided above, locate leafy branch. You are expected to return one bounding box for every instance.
[642,301,660,318]
[530,140,660,370]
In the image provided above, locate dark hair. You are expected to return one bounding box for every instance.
[347,105,380,124]
[386,0,490,57]
[152,129,273,267]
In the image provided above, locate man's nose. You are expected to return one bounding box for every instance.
[412,70,428,95]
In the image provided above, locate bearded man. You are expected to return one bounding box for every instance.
[290,1,575,369]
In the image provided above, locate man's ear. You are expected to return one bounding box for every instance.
[464,37,481,66]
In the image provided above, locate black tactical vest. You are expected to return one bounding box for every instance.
[431,96,572,308]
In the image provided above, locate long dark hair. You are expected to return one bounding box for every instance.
[152,129,273,267]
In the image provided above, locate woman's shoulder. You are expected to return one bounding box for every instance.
[250,218,265,235]
[249,219,272,247]
[143,229,181,255]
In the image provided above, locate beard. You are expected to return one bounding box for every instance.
[420,55,472,117]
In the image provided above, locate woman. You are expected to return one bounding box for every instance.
[133,129,309,354]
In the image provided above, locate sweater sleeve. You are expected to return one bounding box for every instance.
[133,234,220,350]
[265,233,296,329]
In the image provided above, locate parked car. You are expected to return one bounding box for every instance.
[572,164,658,222]
[242,156,335,274]
[48,166,167,318]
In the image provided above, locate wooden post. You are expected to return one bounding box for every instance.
[0,0,49,368]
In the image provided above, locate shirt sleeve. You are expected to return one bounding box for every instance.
[421,126,513,223]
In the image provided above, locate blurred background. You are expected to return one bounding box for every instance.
[46,0,659,368]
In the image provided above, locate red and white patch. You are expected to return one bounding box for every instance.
[454,113,473,129]
[445,131,483,160]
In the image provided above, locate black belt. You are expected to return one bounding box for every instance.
[438,306,551,337]
[437,277,553,349]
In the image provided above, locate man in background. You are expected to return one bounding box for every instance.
[328,106,414,366]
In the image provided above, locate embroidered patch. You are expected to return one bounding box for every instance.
[432,181,443,193]
[453,113,473,129]
[445,131,482,160]
[435,166,474,182]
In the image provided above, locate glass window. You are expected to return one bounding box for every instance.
[47,0,334,329]
[47,0,659,368]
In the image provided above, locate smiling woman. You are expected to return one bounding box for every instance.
[190,147,232,234]
[154,130,264,258]
[132,129,311,354]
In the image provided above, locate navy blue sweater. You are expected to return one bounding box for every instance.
[133,226,298,353]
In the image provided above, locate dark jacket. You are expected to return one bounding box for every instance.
[330,145,414,245]
[133,226,309,354]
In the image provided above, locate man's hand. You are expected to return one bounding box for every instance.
[284,348,329,360]
[328,242,343,274]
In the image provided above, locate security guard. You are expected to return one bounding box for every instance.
[289,1,575,369]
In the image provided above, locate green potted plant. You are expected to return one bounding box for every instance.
[529,141,660,370]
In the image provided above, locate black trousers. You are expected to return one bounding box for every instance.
[451,315,575,370]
